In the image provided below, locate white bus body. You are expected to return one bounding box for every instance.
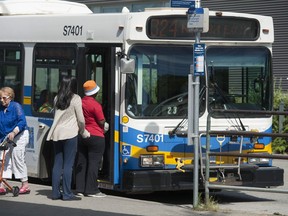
[0,0,282,192]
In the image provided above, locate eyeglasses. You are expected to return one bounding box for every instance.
[0,96,10,100]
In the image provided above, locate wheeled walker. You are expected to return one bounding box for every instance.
[0,136,20,197]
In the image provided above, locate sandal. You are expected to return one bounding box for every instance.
[19,187,30,195]
[0,187,6,195]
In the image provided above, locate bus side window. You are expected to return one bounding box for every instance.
[33,67,54,113]
[37,89,53,113]
[0,44,24,103]
[33,44,77,114]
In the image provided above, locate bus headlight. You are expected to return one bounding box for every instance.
[140,155,164,167]
[248,154,270,165]
[209,156,216,164]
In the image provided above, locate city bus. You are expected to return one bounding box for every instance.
[0,0,283,192]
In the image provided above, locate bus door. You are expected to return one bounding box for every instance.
[82,45,118,184]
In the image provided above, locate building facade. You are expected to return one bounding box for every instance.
[72,0,288,91]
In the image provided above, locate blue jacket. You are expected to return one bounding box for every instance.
[0,101,27,141]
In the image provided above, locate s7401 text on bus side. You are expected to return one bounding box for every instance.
[137,134,164,143]
[63,25,83,36]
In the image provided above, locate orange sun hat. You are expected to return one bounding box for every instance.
[83,80,100,96]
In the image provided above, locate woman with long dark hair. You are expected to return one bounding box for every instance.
[47,76,90,201]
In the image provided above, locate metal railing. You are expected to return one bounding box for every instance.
[205,109,288,205]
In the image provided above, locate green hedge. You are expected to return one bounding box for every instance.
[272,81,288,153]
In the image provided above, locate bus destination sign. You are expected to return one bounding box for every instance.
[147,16,259,40]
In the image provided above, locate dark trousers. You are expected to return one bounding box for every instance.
[75,135,105,195]
[52,136,77,200]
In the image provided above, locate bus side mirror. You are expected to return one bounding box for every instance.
[120,58,135,74]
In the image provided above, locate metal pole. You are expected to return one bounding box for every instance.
[188,74,194,148]
[193,0,201,209]
[279,100,284,133]
[205,112,211,205]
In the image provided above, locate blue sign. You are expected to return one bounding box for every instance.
[194,43,205,76]
[171,0,195,8]
[187,7,203,15]
[122,145,131,156]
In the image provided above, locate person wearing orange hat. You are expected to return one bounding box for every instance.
[75,80,108,198]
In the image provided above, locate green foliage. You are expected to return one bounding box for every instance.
[272,79,288,153]
[194,193,219,212]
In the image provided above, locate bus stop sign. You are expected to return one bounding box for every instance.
[187,7,209,32]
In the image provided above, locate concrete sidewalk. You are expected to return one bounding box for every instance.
[1,174,286,216]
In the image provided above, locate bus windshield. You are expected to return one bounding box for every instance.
[207,46,272,114]
[127,45,204,118]
[126,45,272,118]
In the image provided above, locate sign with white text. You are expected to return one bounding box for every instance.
[193,43,205,76]
[187,7,209,32]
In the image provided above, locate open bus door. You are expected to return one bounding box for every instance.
[81,45,118,187]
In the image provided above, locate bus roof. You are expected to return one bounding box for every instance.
[0,5,273,44]
[0,0,92,15]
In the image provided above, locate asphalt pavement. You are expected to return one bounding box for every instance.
[0,182,207,216]
[0,159,287,216]
[0,181,283,216]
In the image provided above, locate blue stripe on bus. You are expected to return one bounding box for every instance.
[120,125,272,153]
[113,115,120,185]
[23,104,32,116]
[24,85,31,96]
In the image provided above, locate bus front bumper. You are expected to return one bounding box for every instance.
[122,165,284,192]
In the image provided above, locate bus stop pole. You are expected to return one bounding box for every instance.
[193,0,201,208]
